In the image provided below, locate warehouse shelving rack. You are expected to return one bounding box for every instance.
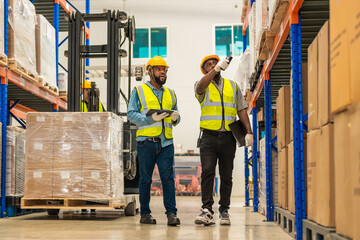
[0,0,89,218]
[242,0,329,239]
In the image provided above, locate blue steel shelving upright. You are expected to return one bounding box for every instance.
[243,0,306,238]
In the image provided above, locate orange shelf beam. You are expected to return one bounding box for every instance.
[58,0,90,38]
[247,0,304,114]
[9,102,36,120]
[7,69,67,110]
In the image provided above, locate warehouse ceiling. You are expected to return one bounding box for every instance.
[255,0,329,109]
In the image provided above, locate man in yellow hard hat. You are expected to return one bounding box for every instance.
[81,80,105,112]
[127,56,181,226]
[194,55,253,226]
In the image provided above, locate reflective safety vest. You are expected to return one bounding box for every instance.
[135,84,176,139]
[80,101,104,112]
[197,78,237,131]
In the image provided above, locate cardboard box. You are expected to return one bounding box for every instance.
[52,171,82,198]
[25,141,53,170]
[26,114,54,141]
[318,21,332,127]
[278,147,288,209]
[330,0,351,113]
[308,37,319,130]
[350,103,360,240]
[82,170,110,199]
[307,129,320,222]
[290,63,308,141]
[287,142,294,214]
[277,86,291,149]
[349,2,360,105]
[53,142,82,170]
[24,170,52,198]
[316,123,335,227]
[334,110,353,238]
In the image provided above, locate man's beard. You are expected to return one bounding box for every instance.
[154,75,167,85]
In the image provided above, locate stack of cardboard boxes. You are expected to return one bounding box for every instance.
[24,112,124,205]
[306,21,335,228]
[5,126,25,197]
[330,1,360,239]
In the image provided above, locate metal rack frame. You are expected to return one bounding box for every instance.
[242,0,308,238]
[0,0,86,218]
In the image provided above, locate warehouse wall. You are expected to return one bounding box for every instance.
[59,0,247,197]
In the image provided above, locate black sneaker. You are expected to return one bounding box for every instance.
[167,213,181,226]
[140,214,157,224]
[219,210,231,225]
[194,208,215,225]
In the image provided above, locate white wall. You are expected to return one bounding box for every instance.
[59,0,247,197]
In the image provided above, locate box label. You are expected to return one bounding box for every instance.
[36,117,45,122]
[92,143,100,150]
[34,171,42,178]
[91,116,100,123]
[64,116,73,122]
[91,171,100,179]
[34,143,43,150]
[61,171,70,179]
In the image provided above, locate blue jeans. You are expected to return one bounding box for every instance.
[137,141,177,215]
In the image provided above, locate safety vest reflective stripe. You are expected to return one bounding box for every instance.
[138,122,163,130]
[200,115,236,121]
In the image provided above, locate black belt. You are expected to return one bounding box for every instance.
[145,137,161,142]
[202,129,232,135]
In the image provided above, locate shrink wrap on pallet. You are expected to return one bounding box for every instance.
[6,126,25,197]
[35,15,57,94]
[24,113,124,204]
[249,3,257,75]
[255,0,269,49]
[0,1,5,59]
[234,49,250,95]
[8,0,37,77]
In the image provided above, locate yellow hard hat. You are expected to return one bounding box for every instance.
[82,80,91,89]
[146,56,170,71]
[200,55,220,75]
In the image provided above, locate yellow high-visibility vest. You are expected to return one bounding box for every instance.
[136,84,176,139]
[197,78,237,131]
[80,101,104,112]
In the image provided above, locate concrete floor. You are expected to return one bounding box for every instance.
[0,196,292,240]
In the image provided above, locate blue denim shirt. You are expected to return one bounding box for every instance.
[127,81,180,148]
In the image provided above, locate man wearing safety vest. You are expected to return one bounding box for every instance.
[194,55,253,225]
[128,56,181,226]
[81,80,105,112]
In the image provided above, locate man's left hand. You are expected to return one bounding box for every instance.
[170,111,180,122]
[245,134,254,147]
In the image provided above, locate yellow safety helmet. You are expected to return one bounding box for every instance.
[146,56,170,71]
[200,55,220,75]
[82,80,91,89]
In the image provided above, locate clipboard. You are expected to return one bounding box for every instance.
[145,109,174,116]
[229,120,247,147]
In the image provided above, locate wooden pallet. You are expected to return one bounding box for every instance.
[21,198,126,210]
[8,60,38,83]
[37,78,59,96]
[59,94,67,102]
[0,52,7,67]
[303,219,336,240]
[274,207,297,239]
[326,233,352,240]
[258,31,276,60]
[269,0,290,34]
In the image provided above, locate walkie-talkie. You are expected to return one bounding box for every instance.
[221,55,233,70]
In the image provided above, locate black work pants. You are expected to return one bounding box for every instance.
[199,129,236,214]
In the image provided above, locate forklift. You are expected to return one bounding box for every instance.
[65,10,141,216]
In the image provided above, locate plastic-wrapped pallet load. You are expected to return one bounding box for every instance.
[0,1,5,61]
[248,2,257,76]
[234,49,250,96]
[8,0,37,77]
[6,126,25,197]
[24,112,124,205]
[35,15,57,94]
[255,0,269,50]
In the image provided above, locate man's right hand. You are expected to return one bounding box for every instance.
[152,112,169,122]
[214,58,229,72]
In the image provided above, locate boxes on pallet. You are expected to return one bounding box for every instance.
[8,0,37,77]
[255,0,269,49]
[330,0,360,113]
[249,2,257,75]
[35,14,57,94]
[307,124,335,227]
[58,72,67,95]
[276,86,290,149]
[6,126,25,197]
[268,0,289,34]
[278,147,288,209]
[24,112,124,204]
[290,63,308,141]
